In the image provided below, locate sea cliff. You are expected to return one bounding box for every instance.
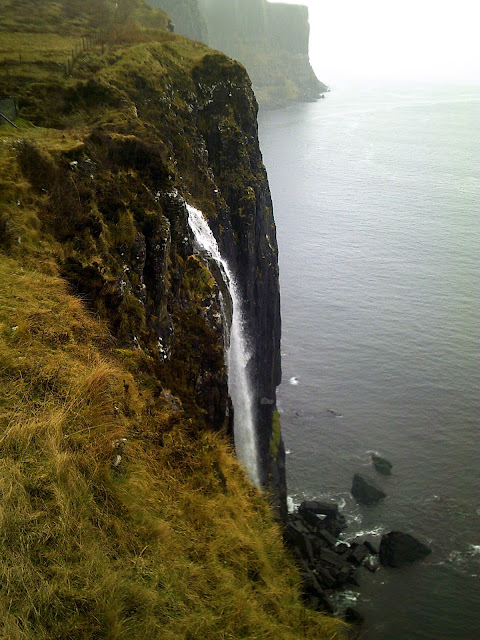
[198,0,327,106]
[149,0,326,107]
[147,0,208,42]
[0,0,342,637]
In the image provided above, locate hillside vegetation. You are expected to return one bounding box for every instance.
[0,1,346,637]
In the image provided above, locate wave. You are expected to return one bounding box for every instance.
[441,546,480,578]
[345,525,385,541]
[330,589,360,614]
[289,376,299,386]
[286,495,299,513]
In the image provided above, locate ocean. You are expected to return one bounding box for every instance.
[257,84,480,639]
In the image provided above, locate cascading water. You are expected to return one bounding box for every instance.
[187,204,260,487]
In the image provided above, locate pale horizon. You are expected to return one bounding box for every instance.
[268,0,480,88]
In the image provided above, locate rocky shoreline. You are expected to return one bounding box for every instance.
[283,457,432,631]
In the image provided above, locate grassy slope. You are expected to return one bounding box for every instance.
[0,1,346,638]
[0,259,346,640]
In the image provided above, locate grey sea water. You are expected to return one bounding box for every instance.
[258,84,480,639]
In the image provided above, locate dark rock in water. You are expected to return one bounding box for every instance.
[372,453,393,475]
[345,607,365,625]
[327,408,343,417]
[379,531,432,567]
[323,512,347,537]
[300,500,339,517]
[351,474,386,504]
[348,543,368,566]
[364,540,378,555]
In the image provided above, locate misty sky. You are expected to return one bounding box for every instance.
[269,0,480,86]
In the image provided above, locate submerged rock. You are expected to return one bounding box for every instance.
[372,453,393,475]
[351,474,386,504]
[379,531,432,567]
[345,607,365,625]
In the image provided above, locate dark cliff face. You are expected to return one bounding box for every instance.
[146,0,208,41]
[5,24,285,514]
[198,0,327,107]
[192,55,285,515]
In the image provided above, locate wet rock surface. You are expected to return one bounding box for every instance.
[351,473,386,504]
[379,531,432,567]
[285,493,433,629]
[372,453,393,475]
[284,501,378,623]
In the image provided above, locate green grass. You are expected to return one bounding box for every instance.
[0,32,80,61]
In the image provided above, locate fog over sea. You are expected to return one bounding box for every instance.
[258,84,480,639]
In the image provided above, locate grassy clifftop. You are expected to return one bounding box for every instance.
[0,1,345,637]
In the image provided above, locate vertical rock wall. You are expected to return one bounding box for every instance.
[147,0,208,41]
[198,0,326,106]
[191,54,285,517]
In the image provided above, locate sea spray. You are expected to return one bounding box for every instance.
[187,204,260,486]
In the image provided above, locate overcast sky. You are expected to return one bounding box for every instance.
[269,0,480,87]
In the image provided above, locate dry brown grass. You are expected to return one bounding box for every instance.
[0,257,347,639]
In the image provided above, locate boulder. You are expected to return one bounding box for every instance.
[314,565,336,589]
[379,531,432,567]
[286,515,310,534]
[284,524,315,563]
[323,512,347,537]
[299,500,339,517]
[316,529,338,548]
[372,454,393,475]
[313,534,334,557]
[345,607,365,625]
[300,568,333,613]
[348,543,368,566]
[351,474,386,504]
[300,508,326,528]
[333,564,355,587]
[318,548,350,571]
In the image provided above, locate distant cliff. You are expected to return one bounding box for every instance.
[198,0,327,107]
[147,0,208,41]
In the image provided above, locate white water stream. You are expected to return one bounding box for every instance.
[187,204,260,486]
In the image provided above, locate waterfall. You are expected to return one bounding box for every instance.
[187,204,260,487]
